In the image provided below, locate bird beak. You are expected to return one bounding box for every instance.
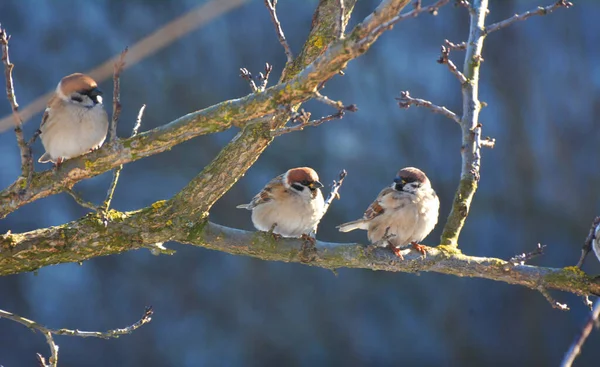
[309,181,324,189]
[88,87,103,104]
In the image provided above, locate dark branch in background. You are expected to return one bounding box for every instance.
[561,298,600,367]
[109,48,128,142]
[0,306,153,366]
[397,90,461,124]
[264,0,294,64]
[0,26,34,190]
[485,0,573,35]
[576,216,600,268]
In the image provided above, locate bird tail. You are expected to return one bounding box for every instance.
[236,204,251,210]
[336,219,368,232]
[38,152,52,163]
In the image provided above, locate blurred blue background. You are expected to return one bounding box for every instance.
[1,0,599,365]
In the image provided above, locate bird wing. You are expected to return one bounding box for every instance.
[363,187,396,221]
[236,174,285,210]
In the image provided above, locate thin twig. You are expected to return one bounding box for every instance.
[357,0,450,48]
[438,45,468,84]
[0,306,152,365]
[486,0,573,34]
[314,91,344,110]
[538,286,569,311]
[239,68,258,92]
[63,188,100,212]
[102,104,146,219]
[272,104,357,137]
[322,169,348,216]
[561,298,600,367]
[507,243,546,267]
[444,39,467,51]
[396,91,461,124]
[257,63,273,92]
[110,48,128,142]
[576,216,600,268]
[264,0,293,64]
[0,26,34,189]
[338,0,345,39]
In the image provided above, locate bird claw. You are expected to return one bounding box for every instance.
[410,241,429,258]
[267,223,282,240]
[391,246,405,260]
[300,233,318,263]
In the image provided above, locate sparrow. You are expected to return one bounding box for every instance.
[237,167,325,238]
[337,167,439,258]
[592,218,600,264]
[38,73,108,164]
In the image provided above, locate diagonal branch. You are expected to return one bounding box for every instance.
[0,26,34,190]
[561,298,600,367]
[485,0,573,35]
[264,0,294,64]
[396,90,461,124]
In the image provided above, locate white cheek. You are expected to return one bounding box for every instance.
[96,95,103,104]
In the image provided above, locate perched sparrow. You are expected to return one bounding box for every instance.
[337,167,439,258]
[38,73,108,164]
[237,167,325,238]
[592,219,600,263]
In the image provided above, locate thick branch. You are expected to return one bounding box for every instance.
[439,0,487,247]
[1,218,598,297]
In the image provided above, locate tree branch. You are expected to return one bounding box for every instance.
[1,219,598,297]
[264,0,294,64]
[396,90,461,124]
[485,0,573,35]
[0,26,34,190]
[439,0,488,247]
[561,298,600,367]
[0,0,434,220]
[0,306,152,365]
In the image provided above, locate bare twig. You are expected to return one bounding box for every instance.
[0,306,152,364]
[396,91,461,124]
[63,188,100,212]
[358,0,450,48]
[102,104,146,219]
[538,286,569,311]
[561,298,600,367]
[445,39,467,51]
[110,48,128,142]
[438,45,468,84]
[264,0,293,64]
[0,25,34,189]
[257,63,273,92]
[239,68,258,92]
[240,63,272,93]
[486,0,574,34]
[272,104,357,137]
[314,91,345,110]
[576,216,600,268]
[508,243,546,266]
[322,169,348,216]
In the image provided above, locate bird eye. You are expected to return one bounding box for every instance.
[301,180,310,186]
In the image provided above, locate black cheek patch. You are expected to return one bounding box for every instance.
[394,183,403,191]
[291,183,305,191]
[71,95,83,103]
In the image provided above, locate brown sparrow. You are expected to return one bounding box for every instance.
[237,167,325,238]
[593,220,600,264]
[38,73,108,164]
[337,167,439,258]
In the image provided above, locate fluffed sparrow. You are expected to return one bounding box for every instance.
[38,73,108,164]
[337,167,439,257]
[237,167,325,238]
